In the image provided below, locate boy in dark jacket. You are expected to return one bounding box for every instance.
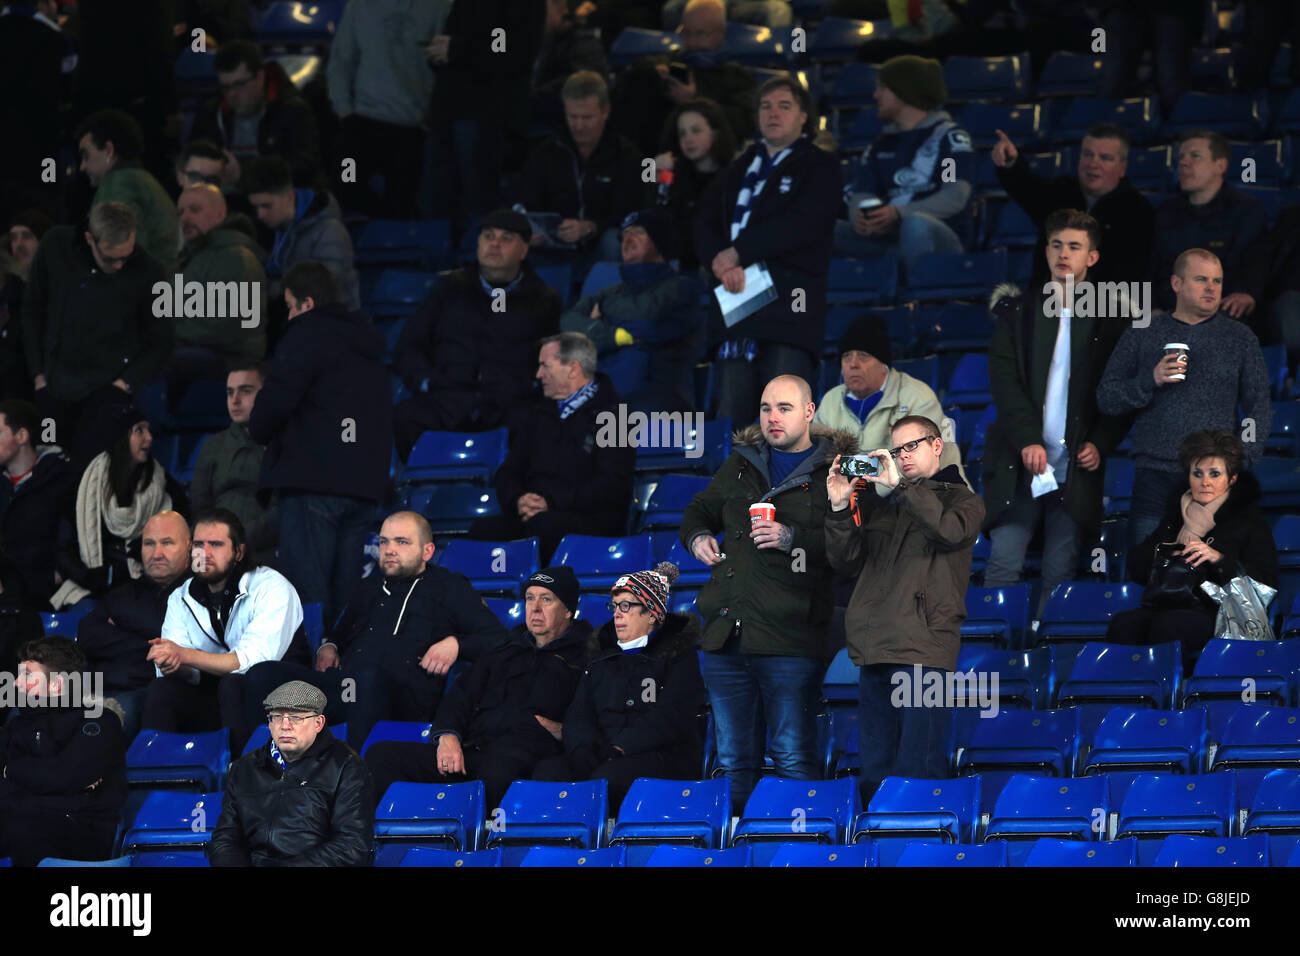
[365,567,592,807]
[0,636,127,867]
[533,563,706,806]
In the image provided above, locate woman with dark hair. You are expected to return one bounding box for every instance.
[1107,430,1278,670]
[653,97,737,271]
[69,406,188,596]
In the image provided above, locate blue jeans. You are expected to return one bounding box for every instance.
[832,212,964,265]
[985,478,1082,621]
[1126,467,1186,553]
[698,643,824,812]
[277,492,376,625]
[858,663,952,797]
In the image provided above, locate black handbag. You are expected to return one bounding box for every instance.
[1141,541,1210,609]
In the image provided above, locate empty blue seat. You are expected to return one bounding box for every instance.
[483,598,525,630]
[374,781,485,854]
[731,777,861,861]
[1210,705,1300,770]
[130,850,210,867]
[40,855,132,867]
[1153,833,1269,867]
[1023,836,1137,866]
[1270,406,1300,457]
[634,417,731,474]
[609,778,730,855]
[1124,144,1176,192]
[1055,641,1181,709]
[943,54,1028,102]
[608,27,682,68]
[487,780,609,850]
[895,840,1008,866]
[1184,638,1300,707]
[958,102,1040,149]
[553,534,655,590]
[354,220,450,270]
[1083,707,1208,775]
[574,593,613,629]
[955,708,1081,777]
[250,1,343,45]
[436,537,539,593]
[921,302,995,355]
[721,21,788,66]
[962,584,1032,650]
[954,645,1053,710]
[1255,457,1300,511]
[645,845,752,866]
[823,648,859,705]
[41,599,97,637]
[982,198,1040,249]
[769,843,876,867]
[966,406,998,463]
[1243,769,1300,838]
[984,773,1109,842]
[1162,91,1267,139]
[406,483,501,535]
[828,62,880,108]
[399,847,502,867]
[826,256,899,305]
[1037,583,1145,643]
[944,353,992,408]
[639,474,711,531]
[1231,139,1290,189]
[1103,457,1135,513]
[672,590,700,619]
[127,729,230,792]
[533,263,572,303]
[892,355,940,394]
[1274,86,1300,134]
[1052,97,1160,144]
[1115,773,1236,842]
[122,790,222,852]
[519,846,627,867]
[1264,343,1290,398]
[578,261,622,300]
[1035,51,1103,97]
[364,269,438,317]
[401,428,508,485]
[852,775,980,845]
[808,17,880,61]
[361,721,432,757]
[902,250,1008,301]
[242,724,272,756]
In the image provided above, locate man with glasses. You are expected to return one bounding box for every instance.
[210,680,375,867]
[22,201,171,467]
[825,415,984,798]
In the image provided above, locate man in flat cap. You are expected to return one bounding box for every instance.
[209,680,375,866]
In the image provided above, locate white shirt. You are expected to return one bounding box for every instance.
[1042,306,1071,474]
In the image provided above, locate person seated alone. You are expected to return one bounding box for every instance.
[365,566,593,808]
[0,636,127,867]
[209,680,374,867]
[532,562,706,805]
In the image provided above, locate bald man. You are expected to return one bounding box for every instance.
[77,511,193,739]
[680,375,859,812]
[241,511,510,752]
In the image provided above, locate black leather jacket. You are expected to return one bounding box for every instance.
[209,728,374,867]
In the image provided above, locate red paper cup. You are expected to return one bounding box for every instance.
[750,502,775,526]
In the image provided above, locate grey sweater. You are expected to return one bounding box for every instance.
[1095,312,1273,473]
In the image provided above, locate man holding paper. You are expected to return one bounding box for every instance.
[981,209,1134,626]
[695,74,841,425]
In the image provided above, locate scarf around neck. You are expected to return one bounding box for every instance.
[75,452,171,579]
[1176,487,1229,547]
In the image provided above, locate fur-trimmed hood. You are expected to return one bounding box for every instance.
[989,279,1146,321]
[732,422,860,457]
[590,611,701,660]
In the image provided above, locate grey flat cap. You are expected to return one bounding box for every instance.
[263,680,327,714]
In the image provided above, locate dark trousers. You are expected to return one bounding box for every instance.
[1106,605,1216,676]
[1098,8,1194,111]
[0,808,118,867]
[1127,467,1187,552]
[1236,0,1300,90]
[431,118,505,241]
[469,510,621,565]
[33,383,134,470]
[712,343,817,427]
[366,737,555,810]
[140,672,246,734]
[277,492,376,625]
[857,663,952,800]
[532,749,692,810]
[336,114,426,220]
[242,659,446,754]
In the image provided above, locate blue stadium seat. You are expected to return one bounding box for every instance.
[954,708,1081,777]
[609,777,730,863]
[1268,404,1300,456]
[808,17,881,61]
[1103,457,1135,514]
[1115,773,1236,850]
[1054,641,1182,709]
[405,483,501,535]
[534,263,572,304]
[1035,51,1103,97]
[1153,833,1269,867]
[553,534,655,591]
[130,850,210,867]
[826,256,900,305]
[958,102,1041,149]
[360,721,432,757]
[365,269,438,318]
[1051,97,1160,145]
[1231,140,1291,189]
[483,598,525,630]
[486,780,609,850]
[921,303,995,355]
[1091,516,1129,582]
[1037,583,1145,643]
[41,599,97,637]
[633,417,731,474]
[672,590,700,619]
[1162,91,1267,139]
[965,405,998,462]
[944,353,992,409]
[1274,86,1300,134]
[903,249,1008,301]
[943,54,1028,102]
[769,843,876,867]
[982,198,1040,249]
[1264,345,1289,397]
[574,593,613,629]
[436,537,539,593]
[241,724,272,756]
[983,773,1109,844]
[839,106,884,150]
[852,775,980,845]
[399,847,502,867]
[1242,769,1300,838]
[40,856,132,867]
[121,790,221,853]
[127,729,230,792]
[374,781,485,855]
[1184,638,1300,707]
[1209,705,1300,770]
[266,52,323,90]
[892,355,940,394]
[827,62,880,108]
[519,846,627,867]
[645,845,753,866]
[895,840,1008,866]
[1083,706,1208,775]
[1124,144,1176,192]
[962,584,1033,650]
[638,474,710,532]
[823,647,858,705]
[731,777,861,865]
[1189,47,1236,90]
[354,220,450,270]
[1023,836,1137,866]
[1253,457,1300,510]
[174,49,217,100]
[608,27,682,68]
[250,1,343,46]
[401,428,508,485]
[954,644,1054,710]
[721,21,788,67]
[578,260,623,300]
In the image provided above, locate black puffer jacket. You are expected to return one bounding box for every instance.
[561,613,705,774]
[435,619,593,752]
[209,728,374,867]
[0,445,76,609]
[77,575,185,692]
[0,705,127,824]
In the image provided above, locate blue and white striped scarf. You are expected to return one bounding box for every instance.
[730,140,798,241]
[557,380,599,419]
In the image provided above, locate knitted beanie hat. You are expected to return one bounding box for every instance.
[612,561,680,624]
[878,55,947,112]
